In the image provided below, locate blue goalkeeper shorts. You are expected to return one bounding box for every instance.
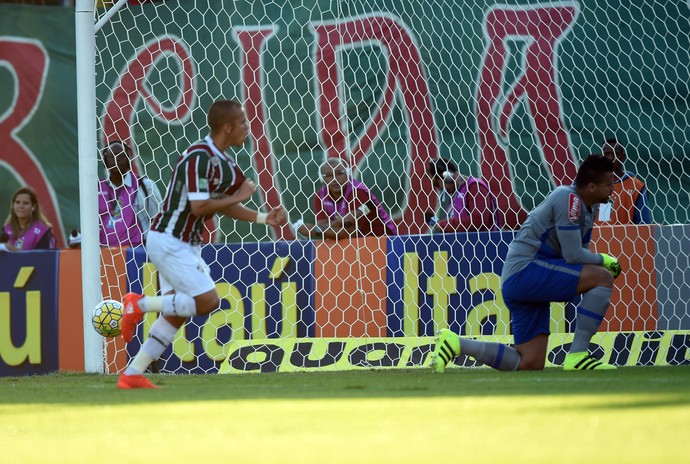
[501,260,582,345]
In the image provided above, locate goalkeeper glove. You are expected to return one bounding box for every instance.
[601,253,622,279]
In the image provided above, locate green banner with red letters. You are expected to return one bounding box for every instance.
[1,1,689,245]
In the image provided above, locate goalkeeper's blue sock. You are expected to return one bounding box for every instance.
[459,339,521,371]
[124,317,178,376]
[570,286,612,353]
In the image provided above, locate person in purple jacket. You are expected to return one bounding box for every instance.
[1,186,56,252]
[295,158,397,239]
[98,140,162,247]
[426,157,502,232]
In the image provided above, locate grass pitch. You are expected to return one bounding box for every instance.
[1,366,688,463]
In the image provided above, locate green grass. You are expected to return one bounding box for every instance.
[1,367,689,463]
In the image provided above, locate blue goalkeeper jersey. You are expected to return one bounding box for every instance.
[502,185,604,282]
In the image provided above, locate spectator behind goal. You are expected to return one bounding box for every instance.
[98,140,162,247]
[596,137,652,225]
[1,186,57,252]
[425,157,502,232]
[295,158,397,239]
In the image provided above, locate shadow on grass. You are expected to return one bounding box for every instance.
[0,366,689,406]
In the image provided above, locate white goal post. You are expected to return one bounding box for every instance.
[75,0,106,372]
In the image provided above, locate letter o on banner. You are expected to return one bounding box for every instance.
[227,344,284,373]
[348,342,405,367]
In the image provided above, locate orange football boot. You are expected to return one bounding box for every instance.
[120,293,144,343]
[117,373,159,389]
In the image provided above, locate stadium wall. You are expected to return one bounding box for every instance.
[1,225,688,376]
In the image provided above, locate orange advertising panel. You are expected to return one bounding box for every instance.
[99,248,129,372]
[57,248,129,372]
[314,237,388,337]
[57,250,85,372]
[592,225,657,331]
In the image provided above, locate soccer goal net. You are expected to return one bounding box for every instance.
[83,0,690,373]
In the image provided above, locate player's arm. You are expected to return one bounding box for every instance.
[555,206,621,275]
[222,202,287,226]
[579,206,623,278]
[190,179,257,217]
[556,227,602,265]
[554,190,603,265]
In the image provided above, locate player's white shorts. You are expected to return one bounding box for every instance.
[145,230,216,297]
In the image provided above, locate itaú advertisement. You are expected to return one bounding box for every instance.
[0,251,59,376]
[119,227,675,375]
[124,241,316,374]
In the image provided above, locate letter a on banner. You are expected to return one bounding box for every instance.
[476,4,580,228]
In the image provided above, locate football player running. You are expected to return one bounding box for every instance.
[117,100,286,388]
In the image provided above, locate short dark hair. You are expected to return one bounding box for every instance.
[426,157,458,179]
[208,100,242,134]
[104,140,133,159]
[575,154,615,188]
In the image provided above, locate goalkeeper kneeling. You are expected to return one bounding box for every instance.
[433,154,622,372]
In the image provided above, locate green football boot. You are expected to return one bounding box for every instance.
[563,352,617,371]
[431,329,460,373]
